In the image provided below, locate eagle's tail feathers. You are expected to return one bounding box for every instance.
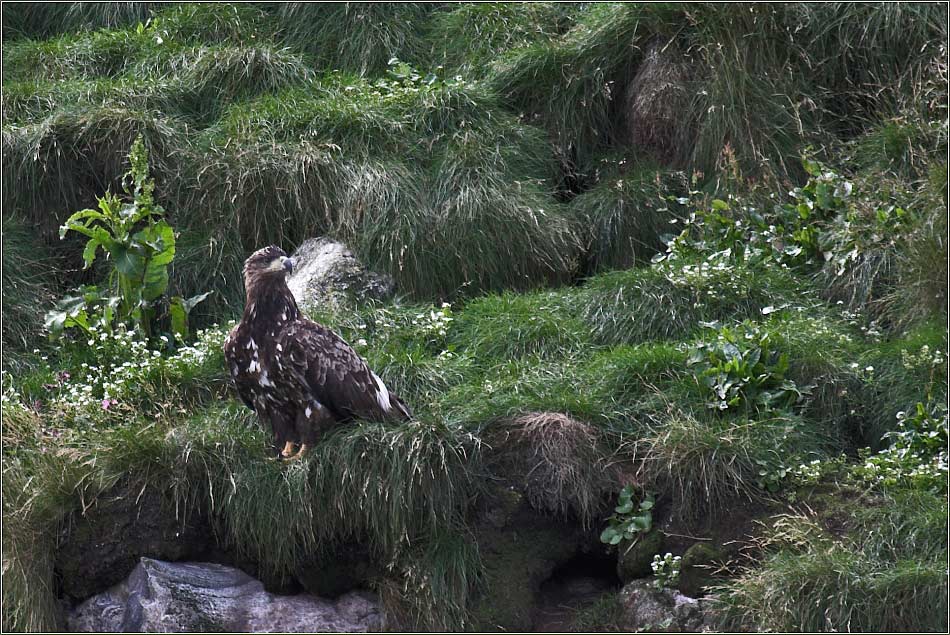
[390,394,412,421]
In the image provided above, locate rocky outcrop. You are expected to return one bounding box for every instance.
[619,579,708,633]
[68,558,383,633]
[287,238,395,309]
[621,39,693,167]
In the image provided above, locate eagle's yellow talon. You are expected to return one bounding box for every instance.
[286,444,311,461]
[280,441,296,458]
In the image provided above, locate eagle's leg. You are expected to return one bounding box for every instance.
[286,443,311,460]
[280,440,297,458]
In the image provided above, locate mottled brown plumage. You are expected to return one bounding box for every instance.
[224,246,410,458]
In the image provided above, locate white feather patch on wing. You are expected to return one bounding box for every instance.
[371,372,391,412]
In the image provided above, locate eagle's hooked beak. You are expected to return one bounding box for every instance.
[282,257,294,274]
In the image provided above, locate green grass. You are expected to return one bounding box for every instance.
[450,291,590,361]
[1,405,485,630]
[582,257,810,345]
[0,215,56,368]
[715,487,949,632]
[635,409,831,523]
[275,3,438,76]
[572,162,689,272]
[429,3,573,79]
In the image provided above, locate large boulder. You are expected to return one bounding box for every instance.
[287,238,395,309]
[619,579,708,633]
[621,39,693,167]
[67,557,384,633]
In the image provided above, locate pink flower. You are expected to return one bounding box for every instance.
[101,398,118,411]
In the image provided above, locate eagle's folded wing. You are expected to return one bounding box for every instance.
[278,320,410,422]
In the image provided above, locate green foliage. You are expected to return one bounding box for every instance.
[0,215,55,367]
[430,3,572,78]
[600,486,654,545]
[450,291,589,361]
[573,162,689,272]
[583,255,807,346]
[688,322,811,413]
[46,136,207,341]
[853,401,949,494]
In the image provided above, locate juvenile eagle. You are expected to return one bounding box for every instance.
[224,245,411,459]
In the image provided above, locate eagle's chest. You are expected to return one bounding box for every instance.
[228,321,308,410]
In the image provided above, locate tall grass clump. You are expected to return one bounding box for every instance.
[490,3,681,178]
[1,2,158,41]
[582,256,808,345]
[572,162,688,272]
[484,412,620,526]
[1,216,56,367]
[2,105,185,239]
[2,27,160,82]
[716,489,949,632]
[429,2,573,78]
[635,408,829,523]
[193,75,582,301]
[275,3,437,76]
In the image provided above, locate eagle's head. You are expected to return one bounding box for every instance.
[243,245,294,284]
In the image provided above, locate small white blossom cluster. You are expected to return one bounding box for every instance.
[855,447,949,491]
[411,303,454,338]
[46,323,230,419]
[1,371,27,411]
[901,345,947,371]
[651,553,682,590]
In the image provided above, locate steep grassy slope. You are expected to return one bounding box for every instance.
[2,3,947,632]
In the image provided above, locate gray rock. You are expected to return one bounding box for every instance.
[68,557,384,633]
[619,579,707,633]
[287,238,395,309]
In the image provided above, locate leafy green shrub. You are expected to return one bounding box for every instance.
[46,136,208,342]
[853,401,949,493]
[687,321,811,413]
[600,486,654,546]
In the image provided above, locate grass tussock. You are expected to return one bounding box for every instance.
[429,3,573,79]
[715,489,949,632]
[276,3,437,76]
[634,407,828,523]
[582,257,807,345]
[485,412,620,526]
[1,215,56,366]
[573,163,688,272]
[2,105,184,238]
